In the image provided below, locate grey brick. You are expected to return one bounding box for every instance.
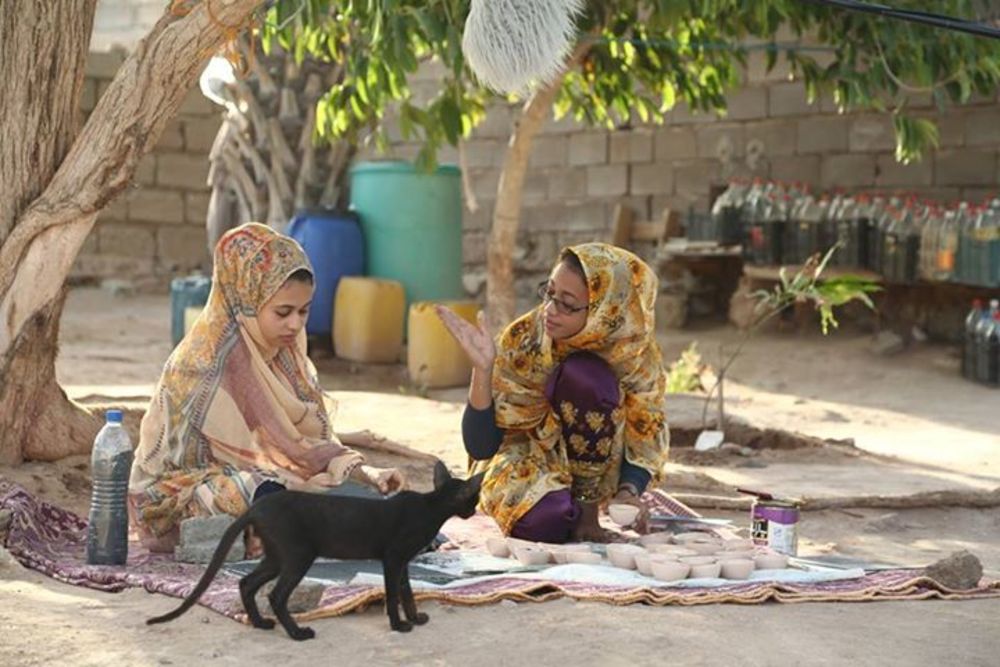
[669,102,717,125]
[463,203,493,231]
[935,150,997,186]
[85,50,125,79]
[157,153,211,190]
[745,120,797,156]
[547,168,588,201]
[769,155,821,186]
[473,105,515,139]
[697,125,746,159]
[521,171,549,205]
[797,117,849,154]
[183,116,222,152]
[564,202,610,231]
[156,120,185,152]
[876,155,933,188]
[609,129,654,164]
[80,79,98,113]
[746,52,794,85]
[936,115,965,148]
[655,127,697,161]
[523,203,568,231]
[127,188,185,224]
[768,82,816,117]
[157,226,211,271]
[255,580,325,614]
[174,542,245,564]
[964,110,1000,146]
[470,169,501,200]
[568,132,608,166]
[674,160,722,200]
[179,89,219,117]
[725,87,768,120]
[134,154,156,186]
[630,163,674,196]
[586,164,627,197]
[462,140,504,168]
[849,116,896,152]
[179,514,236,545]
[96,223,155,257]
[528,135,568,168]
[820,154,876,189]
[541,113,579,135]
[185,192,211,225]
[463,231,488,264]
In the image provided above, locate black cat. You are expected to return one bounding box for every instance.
[147,461,483,639]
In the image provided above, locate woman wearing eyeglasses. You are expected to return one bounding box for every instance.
[435,243,668,543]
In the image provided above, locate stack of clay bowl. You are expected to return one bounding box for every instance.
[485,537,607,566]
[482,531,790,580]
[626,532,791,582]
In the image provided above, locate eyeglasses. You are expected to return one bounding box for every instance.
[536,281,588,315]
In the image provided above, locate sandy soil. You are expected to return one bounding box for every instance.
[2,287,998,666]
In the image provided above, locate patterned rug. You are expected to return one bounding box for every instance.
[3,479,998,625]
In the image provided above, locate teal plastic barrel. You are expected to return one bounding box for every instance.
[349,161,463,311]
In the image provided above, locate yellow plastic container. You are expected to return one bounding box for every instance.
[183,306,203,336]
[407,300,479,389]
[333,277,405,363]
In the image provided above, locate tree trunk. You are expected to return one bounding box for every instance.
[485,42,591,331]
[0,0,263,464]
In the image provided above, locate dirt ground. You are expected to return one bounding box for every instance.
[2,286,999,666]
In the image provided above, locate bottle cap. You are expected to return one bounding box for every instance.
[106,410,123,424]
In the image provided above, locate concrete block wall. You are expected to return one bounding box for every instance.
[72,49,220,282]
[382,55,1000,306]
[78,17,1000,307]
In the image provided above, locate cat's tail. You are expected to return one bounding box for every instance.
[146,510,253,626]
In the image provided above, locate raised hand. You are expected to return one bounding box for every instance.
[434,306,496,372]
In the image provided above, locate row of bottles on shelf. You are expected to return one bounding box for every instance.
[709,179,1000,286]
[963,299,1000,386]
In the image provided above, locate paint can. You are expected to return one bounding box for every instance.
[750,499,800,556]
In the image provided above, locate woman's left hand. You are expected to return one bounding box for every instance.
[358,465,406,495]
[610,487,650,534]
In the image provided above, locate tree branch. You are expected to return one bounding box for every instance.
[0,0,262,307]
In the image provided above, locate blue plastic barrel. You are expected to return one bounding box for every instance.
[288,209,365,336]
[170,275,211,346]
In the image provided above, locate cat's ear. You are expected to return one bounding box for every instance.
[433,460,452,489]
[463,471,485,499]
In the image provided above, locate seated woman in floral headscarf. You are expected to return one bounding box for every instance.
[129,223,404,552]
[436,243,668,543]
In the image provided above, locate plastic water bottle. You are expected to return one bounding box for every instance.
[974,300,1000,384]
[963,299,984,379]
[976,308,1000,387]
[86,410,134,565]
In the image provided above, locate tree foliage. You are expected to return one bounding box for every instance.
[267,0,1000,164]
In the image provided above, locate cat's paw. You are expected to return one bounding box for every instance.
[412,612,429,625]
[252,618,276,630]
[289,626,315,641]
[391,620,413,633]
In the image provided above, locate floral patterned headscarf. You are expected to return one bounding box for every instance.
[129,223,361,537]
[492,242,668,480]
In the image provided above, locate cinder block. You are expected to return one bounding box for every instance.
[654,127,697,161]
[586,164,627,197]
[820,154,876,189]
[568,132,608,166]
[797,117,849,154]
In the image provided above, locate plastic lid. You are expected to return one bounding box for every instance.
[106,409,123,423]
